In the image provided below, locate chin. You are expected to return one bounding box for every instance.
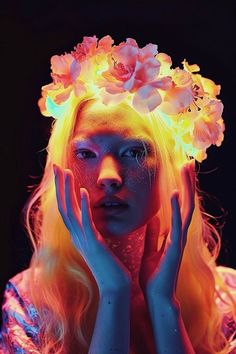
[97,220,148,239]
[99,228,129,239]
[96,222,134,239]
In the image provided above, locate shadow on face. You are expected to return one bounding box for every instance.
[69,100,161,238]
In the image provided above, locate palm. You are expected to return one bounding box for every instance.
[139,161,195,300]
[53,165,131,293]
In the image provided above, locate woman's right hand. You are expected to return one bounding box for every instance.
[53,164,131,295]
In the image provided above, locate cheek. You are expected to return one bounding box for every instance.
[128,162,157,190]
[70,160,97,197]
[132,166,160,215]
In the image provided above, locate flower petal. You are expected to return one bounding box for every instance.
[114,42,139,67]
[172,68,192,87]
[51,54,74,74]
[133,85,162,113]
[196,74,221,98]
[193,117,225,150]
[105,83,125,94]
[139,43,158,60]
[70,60,81,82]
[151,77,173,91]
[182,59,200,73]
[135,58,160,83]
[100,88,129,106]
[73,81,86,96]
[54,87,72,104]
[156,53,172,76]
[160,87,193,115]
[98,35,114,52]
[123,74,135,91]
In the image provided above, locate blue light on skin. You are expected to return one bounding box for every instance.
[67,103,161,353]
[68,103,160,240]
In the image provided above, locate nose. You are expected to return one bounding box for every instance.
[97,155,122,190]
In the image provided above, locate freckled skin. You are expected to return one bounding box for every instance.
[68,104,160,239]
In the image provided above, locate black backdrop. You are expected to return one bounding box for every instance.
[0,0,235,304]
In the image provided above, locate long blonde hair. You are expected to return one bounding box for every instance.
[24,96,235,353]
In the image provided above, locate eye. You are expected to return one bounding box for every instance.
[75,149,96,159]
[123,148,147,159]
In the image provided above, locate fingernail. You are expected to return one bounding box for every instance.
[80,188,85,198]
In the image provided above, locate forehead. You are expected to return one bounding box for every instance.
[73,103,153,141]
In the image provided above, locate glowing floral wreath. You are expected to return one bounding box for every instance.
[38,35,225,162]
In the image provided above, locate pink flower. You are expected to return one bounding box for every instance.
[49,53,85,104]
[99,38,172,112]
[160,87,194,115]
[133,78,172,114]
[172,67,192,87]
[159,59,222,117]
[72,35,114,62]
[192,100,225,150]
[96,35,114,54]
[72,35,98,62]
[51,53,81,88]
[194,74,221,98]
[183,59,221,98]
[182,60,200,74]
[156,53,172,76]
[107,38,159,92]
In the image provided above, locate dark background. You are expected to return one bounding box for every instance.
[0,0,235,305]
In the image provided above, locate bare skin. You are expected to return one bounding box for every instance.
[53,160,195,354]
[53,91,195,354]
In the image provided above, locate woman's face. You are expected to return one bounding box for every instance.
[68,103,160,238]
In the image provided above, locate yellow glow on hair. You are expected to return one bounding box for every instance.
[24,95,235,353]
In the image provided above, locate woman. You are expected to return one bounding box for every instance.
[0,35,235,354]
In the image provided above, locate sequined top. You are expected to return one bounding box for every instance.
[0,266,236,354]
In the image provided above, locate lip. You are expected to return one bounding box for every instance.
[95,204,129,215]
[94,196,128,208]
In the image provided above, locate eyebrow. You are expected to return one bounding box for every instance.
[72,136,154,149]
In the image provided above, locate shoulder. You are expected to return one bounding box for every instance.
[2,268,36,314]
[6,268,31,296]
[4,268,32,297]
[0,268,40,350]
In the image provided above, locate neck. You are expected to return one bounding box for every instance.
[103,225,147,285]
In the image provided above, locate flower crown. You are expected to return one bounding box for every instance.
[38,35,225,162]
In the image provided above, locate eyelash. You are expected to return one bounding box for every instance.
[74,148,150,160]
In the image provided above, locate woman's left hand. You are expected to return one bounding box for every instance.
[139,160,196,301]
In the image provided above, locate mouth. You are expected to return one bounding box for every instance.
[94,196,129,209]
[95,204,129,215]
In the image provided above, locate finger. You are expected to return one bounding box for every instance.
[181,163,195,242]
[170,190,182,250]
[143,215,160,256]
[80,188,98,243]
[54,165,72,230]
[181,164,193,222]
[53,164,66,212]
[64,170,85,251]
[159,191,182,286]
[180,164,190,218]
[65,170,82,225]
